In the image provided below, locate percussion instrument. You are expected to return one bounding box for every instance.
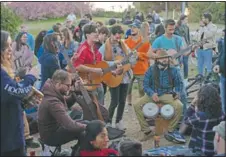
[142,103,159,119]
[160,104,175,120]
[22,86,44,110]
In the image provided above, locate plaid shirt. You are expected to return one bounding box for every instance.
[143,65,184,97]
[185,106,225,156]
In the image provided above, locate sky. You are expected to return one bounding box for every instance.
[91,2,134,12]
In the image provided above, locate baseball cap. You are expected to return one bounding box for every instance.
[129,19,141,28]
[213,121,225,140]
[110,25,124,35]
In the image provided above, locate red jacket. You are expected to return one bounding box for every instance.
[72,41,102,67]
[80,148,118,156]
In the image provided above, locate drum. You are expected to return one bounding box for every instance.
[160,104,174,120]
[142,103,159,119]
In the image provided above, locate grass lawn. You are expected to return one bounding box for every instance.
[24,17,224,37]
[24,17,221,82]
[24,17,113,36]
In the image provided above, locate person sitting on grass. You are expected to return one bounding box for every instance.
[182,84,225,156]
[79,120,118,156]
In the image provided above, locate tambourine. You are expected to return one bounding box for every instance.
[22,86,44,110]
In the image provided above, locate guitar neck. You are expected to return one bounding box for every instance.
[102,53,132,74]
[172,38,208,59]
[62,50,93,105]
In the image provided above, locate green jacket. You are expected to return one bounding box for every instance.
[174,24,190,46]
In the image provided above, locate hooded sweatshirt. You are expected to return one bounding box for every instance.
[39,51,60,88]
[38,79,85,142]
[1,68,36,153]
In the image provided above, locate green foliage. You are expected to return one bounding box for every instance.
[133,2,225,24]
[1,4,22,37]
[188,2,225,24]
[92,10,123,19]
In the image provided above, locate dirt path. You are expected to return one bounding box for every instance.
[28,86,192,155]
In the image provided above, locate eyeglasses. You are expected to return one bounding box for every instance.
[61,82,71,88]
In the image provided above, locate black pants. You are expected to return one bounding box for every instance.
[108,84,129,123]
[1,147,26,156]
[43,127,85,147]
[102,82,107,95]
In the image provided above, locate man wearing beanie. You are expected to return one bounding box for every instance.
[213,121,225,156]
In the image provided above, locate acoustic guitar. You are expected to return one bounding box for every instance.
[61,49,105,121]
[80,52,137,90]
[150,37,211,64]
[104,22,151,88]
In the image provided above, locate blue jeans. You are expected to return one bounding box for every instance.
[220,75,225,114]
[176,66,187,114]
[183,56,189,79]
[197,48,213,75]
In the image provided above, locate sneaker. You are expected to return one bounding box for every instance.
[115,121,126,130]
[26,139,40,148]
[164,131,186,144]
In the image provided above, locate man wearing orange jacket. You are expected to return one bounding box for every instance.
[125,20,151,106]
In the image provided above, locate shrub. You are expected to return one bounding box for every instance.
[1,3,22,37]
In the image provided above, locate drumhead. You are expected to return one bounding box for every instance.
[142,103,159,119]
[160,104,174,119]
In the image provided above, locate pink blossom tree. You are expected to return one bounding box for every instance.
[7,2,90,20]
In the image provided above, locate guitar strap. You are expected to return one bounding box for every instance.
[90,94,104,121]
[131,37,146,52]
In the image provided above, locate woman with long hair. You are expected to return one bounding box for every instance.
[39,33,61,88]
[184,84,225,156]
[12,32,34,72]
[34,30,47,58]
[79,120,118,156]
[1,30,38,156]
[58,27,79,69]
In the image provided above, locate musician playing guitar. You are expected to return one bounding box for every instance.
[124,20,151,106]
[72,24,105,105]
[99,25,133,130]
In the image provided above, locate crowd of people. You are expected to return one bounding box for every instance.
[1,10,225,156]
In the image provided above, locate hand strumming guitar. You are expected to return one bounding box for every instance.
[92,68,103,76]
[112,61,123,76]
